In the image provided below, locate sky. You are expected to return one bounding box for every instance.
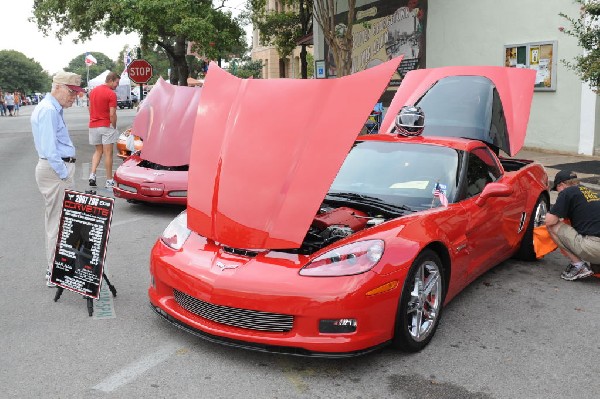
[3,0,249,76]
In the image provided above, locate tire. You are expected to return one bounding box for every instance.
[513,195,549,261]
[392,249,445,352]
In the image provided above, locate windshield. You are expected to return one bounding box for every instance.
[329,141,460,210]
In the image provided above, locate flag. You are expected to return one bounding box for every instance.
[85,53,97,66]
[433,182,449,207]
[124,51,131,66]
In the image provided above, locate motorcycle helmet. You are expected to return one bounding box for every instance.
[395,106,425,136]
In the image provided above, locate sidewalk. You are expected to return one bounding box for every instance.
[516,148,600,194]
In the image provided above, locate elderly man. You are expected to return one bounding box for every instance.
[31,71,85,287]
[545,170,600,281]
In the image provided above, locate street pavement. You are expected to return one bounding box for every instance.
[1,104,599,399]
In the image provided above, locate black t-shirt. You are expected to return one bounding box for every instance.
[550,185,600,237]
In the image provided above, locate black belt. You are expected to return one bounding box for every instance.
[40,157,76,163]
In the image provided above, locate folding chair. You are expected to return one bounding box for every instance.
[365,112,382,134]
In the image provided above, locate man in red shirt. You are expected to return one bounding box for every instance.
[88,71,120,188]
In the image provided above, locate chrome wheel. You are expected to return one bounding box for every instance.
[514,195,550,261]
[532,199,547,228]
[406,260,442,342]
[394,250,445,352]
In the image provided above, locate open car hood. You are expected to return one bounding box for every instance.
[132,78,202,166]
[380,66,536,156]
[187,57,403,249]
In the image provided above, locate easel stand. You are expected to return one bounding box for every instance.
[53,273,117,316]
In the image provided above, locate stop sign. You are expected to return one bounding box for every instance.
[127,59,153,84]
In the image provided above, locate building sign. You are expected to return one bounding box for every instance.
[327,0,427,85]
[315,59,326,78]
[504,41,557,91]
[49,190,114,299]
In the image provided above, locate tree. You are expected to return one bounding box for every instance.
[31,0,247,85]
[230,56,262,78]
[0,50,51,93]
[313,0,356,77]
[65,52,116,84]
[247,0,313,78]
[560,0,600,91]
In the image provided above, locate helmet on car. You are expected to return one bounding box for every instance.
[395,106,425,136]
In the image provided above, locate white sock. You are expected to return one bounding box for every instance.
[572,261,585,269]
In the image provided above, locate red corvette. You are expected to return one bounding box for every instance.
[149,58,549,357]
[113,79,202,205]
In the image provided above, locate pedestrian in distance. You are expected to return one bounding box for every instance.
[88,71,120,189]
[0,90,5,116]
[13,91,21,116]
[30,71,85,287]
[545,170,600,281]
[5,91,15,116]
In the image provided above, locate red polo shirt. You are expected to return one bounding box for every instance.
[89,84,117,128]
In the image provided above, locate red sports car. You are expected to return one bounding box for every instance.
[113,79,202,205]
[149,58,549,357]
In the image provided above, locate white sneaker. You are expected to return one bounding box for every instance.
[89,173,97,187]
[105,179,115,189]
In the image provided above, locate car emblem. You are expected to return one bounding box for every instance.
[216,261,239,271]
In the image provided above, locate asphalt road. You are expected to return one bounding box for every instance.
[0,105,599,399]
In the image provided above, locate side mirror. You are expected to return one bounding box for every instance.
[475,182,513,207]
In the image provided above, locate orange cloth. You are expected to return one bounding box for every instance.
[533,225,558,259]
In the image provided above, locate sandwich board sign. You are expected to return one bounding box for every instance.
[49,190,114,299]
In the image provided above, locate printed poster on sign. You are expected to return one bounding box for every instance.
[50,190,114,299]
[325,0,427,85]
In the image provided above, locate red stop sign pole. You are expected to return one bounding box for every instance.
[127,59,153,101]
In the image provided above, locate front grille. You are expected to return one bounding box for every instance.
[173,289,293,332]
[222,246,260,257]
[138,160,188,171]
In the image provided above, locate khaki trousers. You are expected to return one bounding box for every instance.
[556,223,600,264]
[35,159,75,272]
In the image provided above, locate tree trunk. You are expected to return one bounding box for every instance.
[300,45,308,79]
[314,0,356,77]
[279,58,286,78]
[173,38,189,86]
[155,37,189,86]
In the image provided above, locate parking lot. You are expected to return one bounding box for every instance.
[0,105,599,399]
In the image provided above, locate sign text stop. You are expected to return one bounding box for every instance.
[127,59,153,84]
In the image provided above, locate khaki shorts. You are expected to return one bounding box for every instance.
[89,126,119,145]
[556,223,600,264]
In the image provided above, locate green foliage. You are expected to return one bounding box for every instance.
[248,0,313,78]
[560,0,600,90]
[65,52,116,83]
[0,50,51,93]
[229,57,262,78]
[31,0,247,85]
[256,11,301,58]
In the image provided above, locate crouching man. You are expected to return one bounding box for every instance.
[545,170,600,281]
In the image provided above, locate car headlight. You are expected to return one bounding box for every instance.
[160,211,191,250]
[299,240,384,277]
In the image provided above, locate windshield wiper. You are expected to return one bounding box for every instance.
[326,192,413,212]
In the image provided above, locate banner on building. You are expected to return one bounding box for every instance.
[326,0,427,85]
